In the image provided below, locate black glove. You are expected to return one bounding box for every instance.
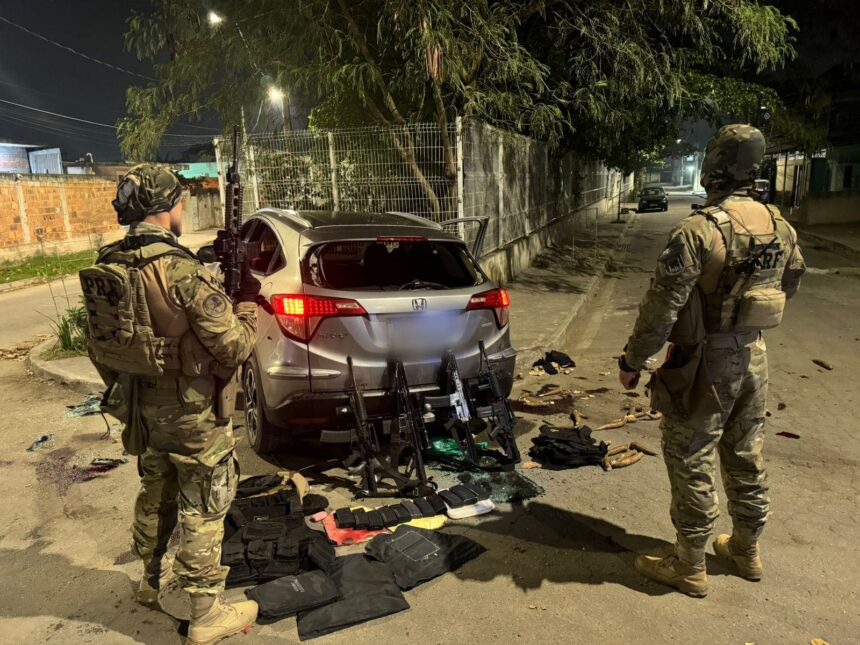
[236,264,262,304]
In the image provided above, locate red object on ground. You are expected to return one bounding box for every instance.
[321,513,388,546]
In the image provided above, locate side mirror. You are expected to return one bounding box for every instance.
[197,244,217,263]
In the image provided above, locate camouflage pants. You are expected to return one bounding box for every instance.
[660,335,770,563]
[131,376,238,596]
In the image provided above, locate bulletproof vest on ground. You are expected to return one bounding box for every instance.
[700,201,793,334]
[221,475,333,588]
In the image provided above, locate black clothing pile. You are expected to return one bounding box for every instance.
[532,350,575,375]
[247,526,485,640]
[332,484,484,529]
[221,475,334,588]
[528,422,608,469]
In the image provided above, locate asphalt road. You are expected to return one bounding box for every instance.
[0,200,856,644]
[0,229,217,350]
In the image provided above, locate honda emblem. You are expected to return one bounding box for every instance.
[412,298,427,312]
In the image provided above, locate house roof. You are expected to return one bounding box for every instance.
[0,138,42,148]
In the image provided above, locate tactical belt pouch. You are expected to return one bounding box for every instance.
[650,344,722,420]
[333,508,356,529]
[439,490,464,509]
[401,500,422,518]
[735,287,785,331]
[391,505,412,524]
[450,485,480,506]
[379,507,399,528]
[365,510,384,531]
[352,509,369,530]
[105,375,150,456]
[415,498,435,517]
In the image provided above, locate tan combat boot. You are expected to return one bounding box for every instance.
[187,595,258,645]
[137,560,175,608]
[714,534,762,581]
[634,551,708,598]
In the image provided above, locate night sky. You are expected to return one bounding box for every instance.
[0,0,215,161]
[1,2,856,163]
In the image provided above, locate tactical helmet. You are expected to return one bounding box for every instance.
[700,124,766,191]
[112,163,183,225]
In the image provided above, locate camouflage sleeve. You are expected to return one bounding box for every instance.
[781,222,806,298]
[171,260,257,370]
[624,217,712,369]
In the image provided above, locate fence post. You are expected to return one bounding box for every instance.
[456,116,465,239]
[328,131,340,211]
[497,133,504,250]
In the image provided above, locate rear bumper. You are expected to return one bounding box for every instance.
[265,350,516,435]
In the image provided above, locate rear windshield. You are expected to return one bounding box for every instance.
[303,240,484,291]
[642,187,664,196]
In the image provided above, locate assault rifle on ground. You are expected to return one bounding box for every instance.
[342,357,434,498]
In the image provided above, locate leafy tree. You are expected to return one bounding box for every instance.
[120,0,797,201]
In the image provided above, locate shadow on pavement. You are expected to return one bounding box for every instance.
[452,501,722,595]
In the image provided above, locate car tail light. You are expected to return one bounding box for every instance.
[466,288,510,328]
[271,294,367,342]
[376,236,427,242]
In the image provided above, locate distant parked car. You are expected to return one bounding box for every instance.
[638,186,669,212]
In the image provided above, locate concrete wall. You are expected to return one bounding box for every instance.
[798,191,860,226]
[0,174,123,261]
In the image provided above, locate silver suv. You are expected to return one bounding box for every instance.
[239,209,517,454]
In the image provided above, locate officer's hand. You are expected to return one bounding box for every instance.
[618,369,641,390]
[236,264,262,304]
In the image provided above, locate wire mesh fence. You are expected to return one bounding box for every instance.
[217,123,459,225]
[217,119,624,256]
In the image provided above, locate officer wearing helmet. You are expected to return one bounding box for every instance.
[617,125,806,597]
[80,164,261,642]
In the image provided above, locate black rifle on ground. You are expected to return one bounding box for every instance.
[442,351,482,464]
[343,357,433,498]
[391,360,432,490]
[474,340,520,464]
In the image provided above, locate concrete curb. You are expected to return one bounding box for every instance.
[799,230,860,263]
[0,275,55,294]
[516,213,638,369]
[26,338,103,395]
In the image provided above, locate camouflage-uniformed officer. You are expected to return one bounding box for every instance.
[617,125,806,597]
[81,164,261,643]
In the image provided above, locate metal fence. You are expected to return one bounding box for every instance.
[217,119,622,256]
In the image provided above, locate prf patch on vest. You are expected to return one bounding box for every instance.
[659,244,687,275]
[203,293,229,318]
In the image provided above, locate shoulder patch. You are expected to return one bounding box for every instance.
[659,244,687,276]
[202,293,229,318]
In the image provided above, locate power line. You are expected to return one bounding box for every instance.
[0,97,215,139]
[0,14,157,82]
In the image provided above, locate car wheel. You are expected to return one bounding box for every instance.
[243,358,281,454]
[663,205,668,211]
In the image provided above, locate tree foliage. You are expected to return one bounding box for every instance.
[120,0,797,173]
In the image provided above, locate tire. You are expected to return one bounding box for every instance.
[243,357,281,454]
[663,205,668,212]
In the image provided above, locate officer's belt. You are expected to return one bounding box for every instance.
[705,331,760,350]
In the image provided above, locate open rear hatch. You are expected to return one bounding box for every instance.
[268,235,509,392]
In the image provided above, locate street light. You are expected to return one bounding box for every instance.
[207,11,224,26]
[268,86,285,105]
